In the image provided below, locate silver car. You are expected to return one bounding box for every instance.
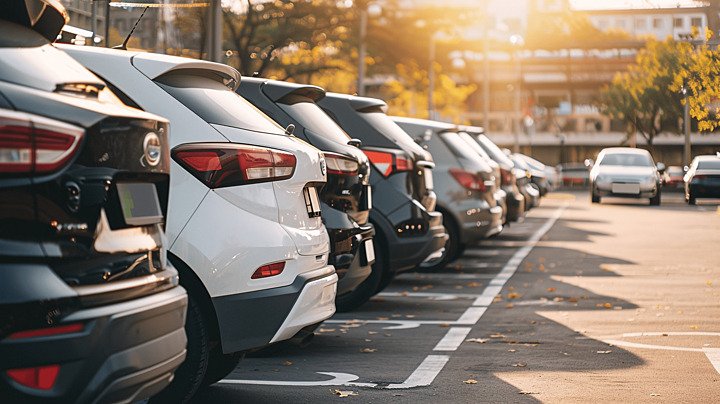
[590,147,663,205]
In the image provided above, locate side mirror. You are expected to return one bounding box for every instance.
[683,165,690,172]
[656,162,666,173]
[584,158,594,168]
[347,138,362,148]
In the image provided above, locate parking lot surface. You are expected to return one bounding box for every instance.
[197,191,720,402]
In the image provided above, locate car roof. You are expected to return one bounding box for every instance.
[323,92,387,111]
[391,116,456,133]
[600,147,650,155]
[240,76,325,102]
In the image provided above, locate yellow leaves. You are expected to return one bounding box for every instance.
[334,390,358,398]
[463,379,478,384]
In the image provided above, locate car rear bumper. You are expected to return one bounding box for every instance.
[325,210,375,297]
[688,184,720,198]
[502,186,525,222]
[0,286,188,404]
[595,183,657,198]
[212,265,337,353]
[450,199,504,244]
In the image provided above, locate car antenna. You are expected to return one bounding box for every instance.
[113,6,149,50]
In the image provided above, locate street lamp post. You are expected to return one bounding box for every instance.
[682,80,692,166]
[357,3,381,96]
[510,34,524,153]
[428,33,436,120]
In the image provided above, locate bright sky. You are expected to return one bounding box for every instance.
[570,0,703,10]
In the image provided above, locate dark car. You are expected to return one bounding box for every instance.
[393,117,503,270]
[560,162,590,187]
[0,2,187,403]
[466,130,526,222]
[684,155,720,204]
[237,78,375,311]
[317,94,447,298]
[508,153,541,210]
[516,153,550,196]
[663,165,685,190]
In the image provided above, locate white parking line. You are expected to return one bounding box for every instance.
[703,348,720,374]
[434,327,472,351]
[385,355,450,389]
[378,292,481,300]
[396,273,498,280]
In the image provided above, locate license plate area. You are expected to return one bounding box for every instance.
[116,182,164,226]
[423,168,434,190]
[303,186,322,218]
[612,183,640,194]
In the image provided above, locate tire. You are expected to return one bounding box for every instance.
[688,193,696,205]
[591,191,600,204]
[200,346,242,387]
[150,298,210,404]
[335,232,387,312]
[650,189,661,206]
[420,213,460,272]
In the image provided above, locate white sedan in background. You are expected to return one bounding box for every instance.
[590,147,663,206]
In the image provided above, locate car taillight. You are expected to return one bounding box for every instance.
[251,261,285,279]
[500,168,514,186]
[7,365,60,390]
[6,323,84,340]
[363,150,413,177]
[173,143,296,188]
[450,168,487,192]
[0,110,84,175]
[324,152,359,175]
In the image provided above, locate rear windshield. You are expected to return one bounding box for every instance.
[599,153,652,167]
[441,132,492,171]
[360,110,420,151]
[477,135,514,167]
[667,167,684,175]
[155,73,284,134]
[458,132,492,160]
[698,160,720,170]
[278,94,350,144]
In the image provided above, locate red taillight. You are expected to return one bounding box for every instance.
[500,168,514,186]
[450,168,487,192]
[363,149,413,177]
[324,152,359,175]
[0,110,83,175]
[7,365,60,390]
[7,323,84,340]
[251,261,285,279]
[173,143,296,188]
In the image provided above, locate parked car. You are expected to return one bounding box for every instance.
[559,162,590,187]
[663,165,685,190]
[544,164,562,191]
[0,3,187,402]
[317,94,447,293]
[516,153,550,196]
[464,129,526,222]
[590,147,662,205]
[508,152,541,209]
[684,155,720,204]
[237,78,375,311]
[61,45,338,401]
[393,117,503,270]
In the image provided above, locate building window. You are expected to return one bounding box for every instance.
[635,18,647,30]
[653,18,663,29]
[616,18,627,29]
[597,18,609,29]
[691,17,703,28]
[674,17,684,28]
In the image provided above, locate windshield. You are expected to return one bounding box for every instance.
[155,73,284,134]
[477,135,514,167]
[698,160,720,170]
[440,132,492,171]
[279,95,351,144]
[599,153,653,167]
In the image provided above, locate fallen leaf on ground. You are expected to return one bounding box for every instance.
[377,317,389,321]
[439,323,450,328]
[512,363,527,367]
[361,348,376,353]
[546,287,556,292]
[463,379,478,384]
[553,297,565,302]
[466,282,482,288]
[508,349,517,353]
[400,291,409,296]
[406,315,416,318]
[368,331,378,335]
[650,393,660,397]
[318,328,336,333]
[490,334,506,338]
[466,338,488,344]
[567,297,578,303]
[506,303,515,309]
[507,292,520,299]
[334,390,358,398]
[283,360,293,366]
[597,350,612,354]
[519,391,539,395]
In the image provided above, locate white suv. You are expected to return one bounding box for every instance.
[60,46,337,402]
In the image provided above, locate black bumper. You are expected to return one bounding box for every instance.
[333,224,375,297]
[503,186,525,222]
[381,209,448,273]
[0,285,188,404]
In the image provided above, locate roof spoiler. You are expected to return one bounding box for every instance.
[1,0,68,41]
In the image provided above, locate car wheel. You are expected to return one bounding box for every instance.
[200,346,242,388]
[688,193,696,205]
[335,233,386,312]
[591,192,600,204]
[150,297,209,404]
[420,214,460,272]
[650,189,661,206]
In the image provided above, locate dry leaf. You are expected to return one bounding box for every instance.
[650,393,660,397]
[463,379,478,384]
[546,287,556,292]
[490,333,506,338]
[597,350,612,354]
[508,349,517,353]
[512,363,527,367]
[567,297,578,303]
[361,348,376,353]
[283,360,293,366]
[334,390,358,398]
[466,282,482,288]
[519,391,539,395]
[506,303,515,309]
[318,328,336,333]
[368,331,378,335]
[400,291,409,297]
[439,323,450,328]
[466,338,488,344]
[507,292,520,299]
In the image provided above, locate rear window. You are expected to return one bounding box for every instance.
[477,135,514,167]
[441,132,492,171]
[155,73,284,134]
[667,167,684,176]
[698,160,720,170]
[599,153,652,167]
[360,110,420,151]
[458,132,492,160]
[278,94,350,144]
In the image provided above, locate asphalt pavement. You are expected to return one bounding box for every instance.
[195,190,720,403]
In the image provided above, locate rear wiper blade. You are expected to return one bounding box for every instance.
[55,82,106,97]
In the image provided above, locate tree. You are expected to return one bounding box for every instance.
[599,39,694,149]
[674,29,720,132]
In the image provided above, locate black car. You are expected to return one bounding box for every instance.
[0,2,187,402]
[318,94,447,296]
[685,155,720,204]
[509,153,541,210]
[465,129,526,222]
[238,78,375,311]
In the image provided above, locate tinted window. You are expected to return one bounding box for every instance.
[458,132,492,160]
[441,132,492,171]
[599,153,652,167]
[279,95,350,144]
[698,160,720,170]
[477,135,514,167]
[155,73,284,134]
[360,111,419,151]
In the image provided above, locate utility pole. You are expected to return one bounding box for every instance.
[357,8,368,96]
[207,0,222,62]
[91,0,98,46]
[683,85,692,167]
[482,5,490,131]
[104,0,110,47]
[428,34,436,120]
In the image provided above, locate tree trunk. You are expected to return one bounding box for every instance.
[705,1,720,47]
